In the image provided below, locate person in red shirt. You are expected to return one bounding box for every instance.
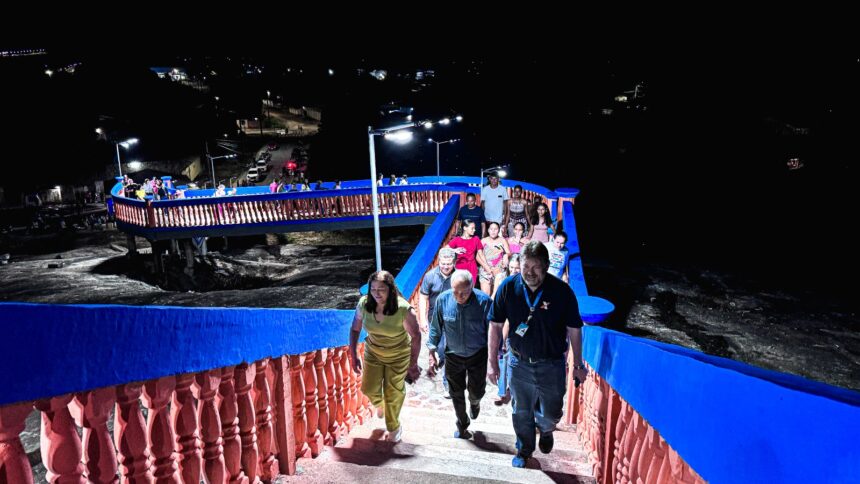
[448,219,492,284]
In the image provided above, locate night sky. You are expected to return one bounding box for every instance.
[1,44,857,299]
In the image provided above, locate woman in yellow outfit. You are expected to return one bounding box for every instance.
[350,270,422,442]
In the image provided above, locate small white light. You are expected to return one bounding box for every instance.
[95,128,103,134]
[456,115,463,122]
[424,122,433,129]
[328,69,334,76]
[406,115,412,121]
[497,170,508,178]
[128,161,143,170]
[440,118,450,125]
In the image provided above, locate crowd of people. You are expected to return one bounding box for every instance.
[120,175,181,201]
[349,174,583,469]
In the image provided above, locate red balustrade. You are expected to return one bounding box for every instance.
[115,189,455,229]
[0,343,407,482]
[574,367,705,484]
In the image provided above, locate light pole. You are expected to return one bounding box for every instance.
[114,138,139,177]
[368,116,458,272]
[205,141,238,187]
[428,138,459,176]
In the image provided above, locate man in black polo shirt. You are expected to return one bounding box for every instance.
[487,240,587,468]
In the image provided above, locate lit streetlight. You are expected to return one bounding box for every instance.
[115,138,139,177]
[428,138,459,176]
[368,115,461,271]
[480,164,510,187]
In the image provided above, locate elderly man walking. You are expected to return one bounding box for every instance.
[418,247,458,397]
[487,240,587,468]
[427,270,493,438]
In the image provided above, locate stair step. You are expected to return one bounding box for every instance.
[369,412,584,452]
[313,438,595,484]
[347,423,589,466]
[275,460,511,483]
[400,403,520,427]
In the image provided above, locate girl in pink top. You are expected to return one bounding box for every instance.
[506,222,530,254]
[448,219,490,284]
[480,221,511,298]
[528,202,555,243]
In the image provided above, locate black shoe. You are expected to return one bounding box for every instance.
[454,429,473,439]
[469,402,480,419]
[538,432,554,454]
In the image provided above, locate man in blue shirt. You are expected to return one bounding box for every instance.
[418,248,458,398]
[487,241,587,468]
[456,193,486,238]
[428,270,493,438]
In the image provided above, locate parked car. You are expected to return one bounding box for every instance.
[256,159,268,173]
[246,167,260,183]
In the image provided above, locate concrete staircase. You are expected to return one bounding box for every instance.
[279,347,595,483]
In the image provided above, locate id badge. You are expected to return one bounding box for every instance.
[515,322,529,337]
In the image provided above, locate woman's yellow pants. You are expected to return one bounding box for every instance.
[361,343,411,431]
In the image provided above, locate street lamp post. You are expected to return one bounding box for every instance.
[205,141,238,187]
[368,115,461,272]
[114,138,139,177]
[428,138,459,176]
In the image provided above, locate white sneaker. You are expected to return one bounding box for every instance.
[386,426,402,443]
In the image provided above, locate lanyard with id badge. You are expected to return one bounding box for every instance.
[514,288,543,338]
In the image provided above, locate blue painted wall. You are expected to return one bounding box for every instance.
[583,325,860,484]
[0,303,363,406]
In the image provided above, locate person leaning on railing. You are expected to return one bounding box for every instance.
[349,270,422,443]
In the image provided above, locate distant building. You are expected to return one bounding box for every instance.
[150,67,188,81]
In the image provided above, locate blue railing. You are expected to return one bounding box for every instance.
[583,325,860,483]
[0,303,363,406]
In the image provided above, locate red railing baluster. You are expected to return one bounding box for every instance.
[234,363,260,483]
[0,402,35,484]
[172,373,201,484]
[219,367,248,483]
[115,383,153,482]
[74,388,118,483]
[196,370,227,483]
[142,375,180,483]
